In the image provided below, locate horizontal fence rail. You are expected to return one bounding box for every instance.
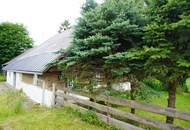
[71,91,190,122]
[69,103,145,130]
[53,88,190,130]
[61,93,187,130]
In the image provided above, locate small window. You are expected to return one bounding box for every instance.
[22,74,33,84]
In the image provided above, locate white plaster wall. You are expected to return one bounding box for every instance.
[14,72,54,107]
[7,71,14,86]
[112,82,131,91]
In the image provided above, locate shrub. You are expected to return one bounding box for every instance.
[108,82,161,102]
[134,82,161,101]
[80,110,118,130]
[186,78,190,92]
[0,73,6,82]
[64,106,119,130]
[143,77,166,91]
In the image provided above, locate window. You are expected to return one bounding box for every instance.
[22,74,33,84]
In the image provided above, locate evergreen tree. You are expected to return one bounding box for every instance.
[106,0,190,123]
[144,0,190,124]
[58,0,146,99]
[81,0,98,13]
[58,20,71,33]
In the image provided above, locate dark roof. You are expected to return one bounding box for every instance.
[3,29,73,74]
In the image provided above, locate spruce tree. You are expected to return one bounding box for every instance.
[58,0,146,89]
[106,0,190,123]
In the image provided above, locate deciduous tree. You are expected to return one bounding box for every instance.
[0,22,33,70]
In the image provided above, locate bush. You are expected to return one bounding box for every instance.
[108,82,161,102]
[0,73,6,82]
[143,77,166,91]
[134,82,161,101]
[64,106,119,130]
[81,110,102,125]
[80,110,118,130]
[186,78,190,92]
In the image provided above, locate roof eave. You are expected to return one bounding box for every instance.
[5,70,43,75]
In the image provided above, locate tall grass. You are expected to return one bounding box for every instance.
[0,91,113,130]
[0,91,25,120]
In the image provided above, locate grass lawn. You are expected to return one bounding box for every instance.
[116,91,190,129]
[0,90,111,130]
[0,86,189,130]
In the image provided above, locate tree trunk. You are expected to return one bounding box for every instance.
[166,81,177,124]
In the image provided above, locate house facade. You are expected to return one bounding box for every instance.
[3,29,73,106]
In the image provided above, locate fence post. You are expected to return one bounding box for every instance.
[51,83,56,107]
[106,95,111,124]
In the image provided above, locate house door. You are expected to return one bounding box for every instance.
[13,72,16,87]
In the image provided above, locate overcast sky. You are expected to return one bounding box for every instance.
[0,0,103,45]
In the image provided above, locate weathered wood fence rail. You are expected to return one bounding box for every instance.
[54,89,190,130]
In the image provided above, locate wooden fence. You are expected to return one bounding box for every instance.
[52,89,190,130]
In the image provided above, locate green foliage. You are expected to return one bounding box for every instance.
[0,91,115,130]
[135,82,161,101]
[143,0,190,82]
[81,110,101,124]
[57,0,190,117]
[185,78,190,92]
[117,91,190,128]
[143,77,166,91]
[0,91,25,119]
[58,0,146,85]
[0,22,33,69]
[81,0,98,13]
[58,20,71,33]
[109,82,160,102]
[81,110,116,130]
[0,74,5,82]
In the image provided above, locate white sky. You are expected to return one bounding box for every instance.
[0,0,103,45]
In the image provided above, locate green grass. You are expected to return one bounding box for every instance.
[116,92,190,129]
[0,74,5,82]
[0,91,111,130]
[1,89,189,130]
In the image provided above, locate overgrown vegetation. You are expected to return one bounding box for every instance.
[67,108,118,130]
[57,0,190,124]
[185,78,190,92]
[0,90,116,130]
[116,91,190,129]
[0,74,5,82]
[0,90,25,120]
[108,84,161,102]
